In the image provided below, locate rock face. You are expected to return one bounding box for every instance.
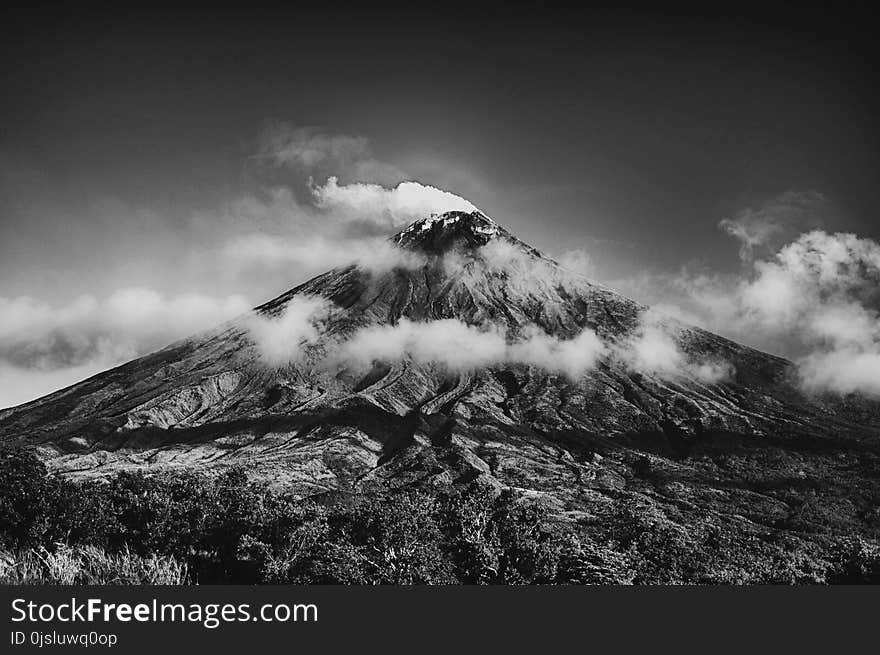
[2,211,880,534]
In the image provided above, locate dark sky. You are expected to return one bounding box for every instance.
[3,6,877,279]
[0,4,878,405]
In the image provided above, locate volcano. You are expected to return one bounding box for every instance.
[1,211,880,533]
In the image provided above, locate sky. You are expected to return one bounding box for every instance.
[1,5,878,407]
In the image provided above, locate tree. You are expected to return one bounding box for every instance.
[0,448,54,549]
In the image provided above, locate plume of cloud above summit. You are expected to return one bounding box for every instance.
[312,177,478,229]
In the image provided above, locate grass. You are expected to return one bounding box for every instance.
[0,544,189,585]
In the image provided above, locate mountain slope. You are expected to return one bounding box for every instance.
[1,211,879,535]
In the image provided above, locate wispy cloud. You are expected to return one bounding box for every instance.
[220,232,425,278]
[718,190,826,262]
[244,287,729,385]
[245,295,334,367]
[612,310,733,384]
[451,238,595,297]
[0,289,250,408]
[0,289,250,370]
[247,304,731,385]
[329,318,607,378]
[254,122,407,186]
[556,248,595,278]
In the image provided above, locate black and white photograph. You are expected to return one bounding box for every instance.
[1,2,879,610]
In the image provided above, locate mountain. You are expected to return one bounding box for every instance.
[2,210,880,540]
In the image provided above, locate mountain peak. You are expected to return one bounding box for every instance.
[392,210,507,254]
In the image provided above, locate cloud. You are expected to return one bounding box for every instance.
[467,239,546,286]
[464,239,594,297]
[247,297,732,386]
[626,226,880,396]
[189,179,441,297]
[507,326,607,378]
[254,123,406,186]
[311,177,479,230]
[182,129,484,302]
[330,311,729,383]
[733,230,880,357]
[797,350,880,396]
[221,232,425,278]
[196,186,310,235]
[246,295,334,366]
[769,231,880,395]
[250,124,481,232]
[0,289,251,408]
[334,319,508,372]
[201,176,479,247]
[719,216,784,263]
[331,318,606,378]
[556,248,595,278]
[614,310,733,384]
[624,321,684,375]
[0,289,250,371]
[718,190,826,262]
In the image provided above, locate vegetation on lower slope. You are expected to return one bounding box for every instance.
[1,447,878,584]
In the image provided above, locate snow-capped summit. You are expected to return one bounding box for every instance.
[393,210,517,255]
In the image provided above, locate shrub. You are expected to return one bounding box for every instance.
[555,534,635,585]
[0,448,55,549]
[438,486,563,584]
[262,492,455,584]
[827,537,880,584]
